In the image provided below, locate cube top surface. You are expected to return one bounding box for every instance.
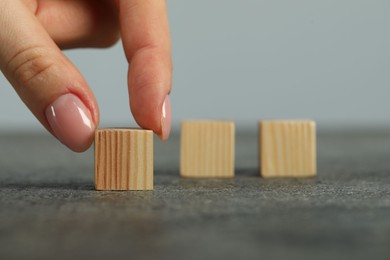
[181,120,235,127]
[260,119,315,126]
[96,128,153,134]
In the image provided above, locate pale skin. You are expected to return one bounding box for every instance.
[0,0,172,152]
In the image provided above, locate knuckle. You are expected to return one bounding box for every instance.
[7,46,57,90]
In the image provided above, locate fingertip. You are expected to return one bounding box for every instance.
[127,48,172,140]
[157,95,171,141]
[131,94,171,141]
[45,93,96,152]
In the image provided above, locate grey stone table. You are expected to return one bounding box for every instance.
[0,130,390,260]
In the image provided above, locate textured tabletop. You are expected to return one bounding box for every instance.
[1,130,390,260]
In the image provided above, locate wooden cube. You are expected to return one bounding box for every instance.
[95,128,153,190]
[259,120,316,177]
[180,120,235,178]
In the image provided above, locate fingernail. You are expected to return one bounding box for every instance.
[159,95,171,140]
[45,93,95,152]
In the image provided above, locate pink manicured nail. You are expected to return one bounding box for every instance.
[160,95,171,140]
[45,93,95,152]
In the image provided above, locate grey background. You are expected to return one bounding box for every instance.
[1,0,389,131]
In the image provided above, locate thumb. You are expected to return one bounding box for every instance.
[0,1,98,152]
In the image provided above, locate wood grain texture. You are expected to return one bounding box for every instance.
[95,128,153,190]
[180,120,235,178]
[259,120,316,178]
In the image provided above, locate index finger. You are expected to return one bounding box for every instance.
[119,0,172,140]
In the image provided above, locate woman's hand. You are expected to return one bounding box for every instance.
[0,0,172,152]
